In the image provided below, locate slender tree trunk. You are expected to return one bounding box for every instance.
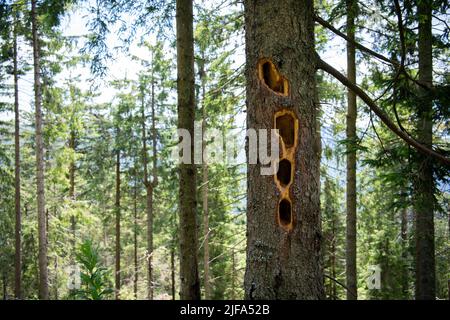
[414,0,435,300]
[145,179,154,302]
[141,89,150,298]
[13,13,22,300]
[69,131,75,199]
[244,0,324,299]
[199,57,211,300]
[133,174,138,300]
[69,130,77,266]
[54,257,58,300]
[345,0,358,301]
[31,0,49,300]
[171,245,176,300]
[202,136,210,300]
[141,77,156,300]
[324,178,337,300]
[231,249,236,300]
[331,218,337,300]
[177,0,200,300]
[150,71,159,299]
[401,206,409,298]
[46,208,49,240]
[115,148,121,300]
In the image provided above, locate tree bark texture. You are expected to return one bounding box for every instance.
[345,0,358,301]
[13,13,22,300]
[32,0,49,300]
[244,0,324,299]
[176,0,201,300]
[414,0,435,300]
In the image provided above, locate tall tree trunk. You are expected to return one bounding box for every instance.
[171,245,176,300]
[150,71,158,299]
[331,217,337,300]
[145,164,154,302]
[69,131,75,199]
[231,249,236,300]
[202,131,210,300]
[115,148,121,300]
[54,257,58,300]
[141,88,150,299]
[133,174,138,300]
[31,0,49,300]
[141,73,157,300]
[414,0,435,300]
[13,13,22,300]
[345,0,358,301]
[176,0,200,300]
[244,0,324,299]
[199,57,211,300]
[401,206,409,298]
[69,130,76,267]
[324,178,337,300]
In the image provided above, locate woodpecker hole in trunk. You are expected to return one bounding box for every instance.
[279,199,292,227]
[276,113,295,148]
[258,59,289,96]
[277,159,292,187]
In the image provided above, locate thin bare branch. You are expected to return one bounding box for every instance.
[317,58,450,167]
[314,15,398,66]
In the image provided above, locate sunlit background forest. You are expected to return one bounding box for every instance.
[0,0,449,300]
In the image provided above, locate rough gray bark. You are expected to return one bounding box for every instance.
[31,0,49,300]
[414,0,435,300]
[13,13,22,300]
[345,0,358,301]
[244,0,324,299]
[176,0,201,300]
